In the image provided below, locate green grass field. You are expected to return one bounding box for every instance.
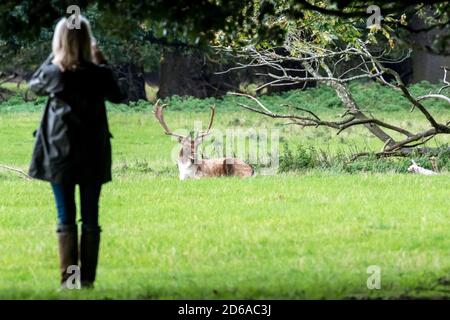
[0,84,449,299]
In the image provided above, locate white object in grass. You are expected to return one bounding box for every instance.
[407,160,437,175]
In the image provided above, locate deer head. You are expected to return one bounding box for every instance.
[154,99,215,179]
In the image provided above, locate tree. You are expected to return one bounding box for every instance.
[218,9,449,158]
[1,1,448,99]
[0,3,162,102]
[1,1,449,49]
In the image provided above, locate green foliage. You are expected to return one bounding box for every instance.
[1,80,448,114]
[2,1,448,49]
[163,81,448,114]
[0,93,46,112]
[0,2,162,74]
[85,4,161,71]
[279,142,317,172]
[279,142,450,174]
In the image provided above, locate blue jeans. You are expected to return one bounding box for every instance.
[51,183,102,228]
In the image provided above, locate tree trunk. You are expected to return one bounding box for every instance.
[158,48,213,98]
[114,63,147,103]
[158,48,312,99]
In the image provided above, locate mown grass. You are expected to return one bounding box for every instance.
[1,174,449,299]
[0,82,449,299]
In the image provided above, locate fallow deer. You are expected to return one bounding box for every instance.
[154,100,254,180]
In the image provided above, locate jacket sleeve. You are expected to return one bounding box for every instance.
[100,63,127,103]
[28,54,63,96]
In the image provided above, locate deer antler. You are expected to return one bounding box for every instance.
[198,105,216,138]
[153,99,186,139]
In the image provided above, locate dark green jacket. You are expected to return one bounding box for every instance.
[28,55,125,184]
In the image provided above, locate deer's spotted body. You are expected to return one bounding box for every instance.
[154,100,254,180]
[178,157,254,180]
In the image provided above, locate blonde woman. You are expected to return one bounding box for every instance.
[28,16,125,288]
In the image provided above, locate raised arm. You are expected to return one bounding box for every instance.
[100,65,127,103]
[92,43,127,103]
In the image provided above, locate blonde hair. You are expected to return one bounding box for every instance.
[52,16,93,71]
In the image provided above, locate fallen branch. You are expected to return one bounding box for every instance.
[0,73,16,85]
[0,164,31,179]
[350,146,450,161]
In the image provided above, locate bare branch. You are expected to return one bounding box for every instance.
[0,164,31,179]
[384,128,437,152]
[417,94,450,104]
[218,37,450,156]
[280,104,321,121]
[229,92,276,115]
